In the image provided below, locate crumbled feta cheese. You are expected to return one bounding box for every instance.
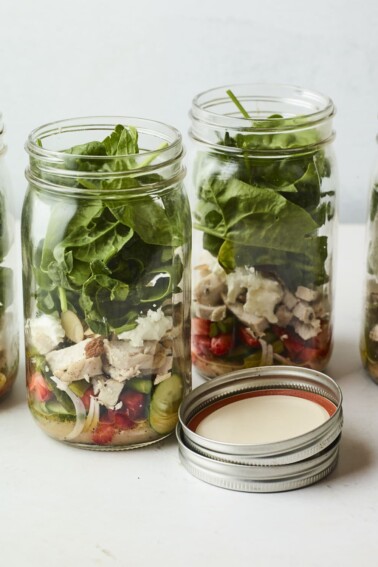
[27,315,65,355]
[226,267,254,304]
[93,378,124,409]
[226,267,283,323]
[243,273,283,324]
[118,308,172,347]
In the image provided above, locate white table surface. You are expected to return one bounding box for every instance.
[2,224,377,567]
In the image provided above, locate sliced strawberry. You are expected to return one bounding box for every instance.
[239,327,260,348]
[29,372,52,402]
[81,387,94,411]
[192,317,211,336]
[92,423,115,445]
[121,390,147,421]
[104,409,135,430]
[210,334,233,356]
[272,325,330,364]
[192,334,212,356]
[114,413,135,430]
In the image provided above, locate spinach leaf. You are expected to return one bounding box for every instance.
[32,124,184,334]
[195,177,319,254]
[0,267,13,315]
[193,91,334,290]
[218,237,328,290]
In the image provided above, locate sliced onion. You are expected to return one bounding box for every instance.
[83,396,100,433]
[83,395,95,433]
[259,339,267,366]
[50,375,87,441]
[266,344,274,365]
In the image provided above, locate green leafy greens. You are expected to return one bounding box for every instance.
[30,125,186,332]
[193,90,334,289]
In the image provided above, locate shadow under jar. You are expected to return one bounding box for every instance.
[190,84,337,379]
[22,117,191,449]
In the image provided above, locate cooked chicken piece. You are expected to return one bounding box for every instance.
[293,319,321,341]
[45,339,102,383]
[92,378,124,409]
[85,337,105,358]
[194,272,226,305]
[193,303,227,321]
[292,301,316,325]
[295,286,319,303]
[282,291,299,311]
[312,297,330,319]
[103,339,168,381]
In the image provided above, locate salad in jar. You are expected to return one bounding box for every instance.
[361,183,378,380]
[23,121,191,447]
[191,89,336,378]
[0,186,18,400]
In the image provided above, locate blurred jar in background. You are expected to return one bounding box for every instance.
[0,114,19,400]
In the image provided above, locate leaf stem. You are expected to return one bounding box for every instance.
[226,89,251,120]
[139,142,169,169]
[59,286,68,313]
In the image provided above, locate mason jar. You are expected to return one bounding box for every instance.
[190,84,337,379]
[360,150,378,381]
[22,117,191,448]
[0,115,19,400]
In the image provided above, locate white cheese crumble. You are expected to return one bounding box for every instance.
[118,308,172,347]
[93,378,124,409]
[226,268,283,324]
[27,315,65,355]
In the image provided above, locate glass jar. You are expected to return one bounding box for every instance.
[22,117,191,448]
[0,115,19,400]
[190,84,337,379]
[361,152,378,381]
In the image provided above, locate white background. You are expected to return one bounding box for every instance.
[1,0,378,221]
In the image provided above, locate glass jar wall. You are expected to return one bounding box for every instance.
[0,115,19,400]
[22,117,191,448]
[190,85,337,379]
[361,156,378,381]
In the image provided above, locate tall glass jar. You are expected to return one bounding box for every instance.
[22,117,191,448]
[361,150,378,381]
[190,85,337,379]
[0,115,19,400]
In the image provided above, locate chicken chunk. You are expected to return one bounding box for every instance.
[45,339,102,383]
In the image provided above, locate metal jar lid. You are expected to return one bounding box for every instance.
[177,366,343,493]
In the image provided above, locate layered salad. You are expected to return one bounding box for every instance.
[192,91,334,377]
[23,124,190,446]
[0,190,18,399]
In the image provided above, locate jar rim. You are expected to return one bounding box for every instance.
[26,116,183,165]
[191,83,335,131]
